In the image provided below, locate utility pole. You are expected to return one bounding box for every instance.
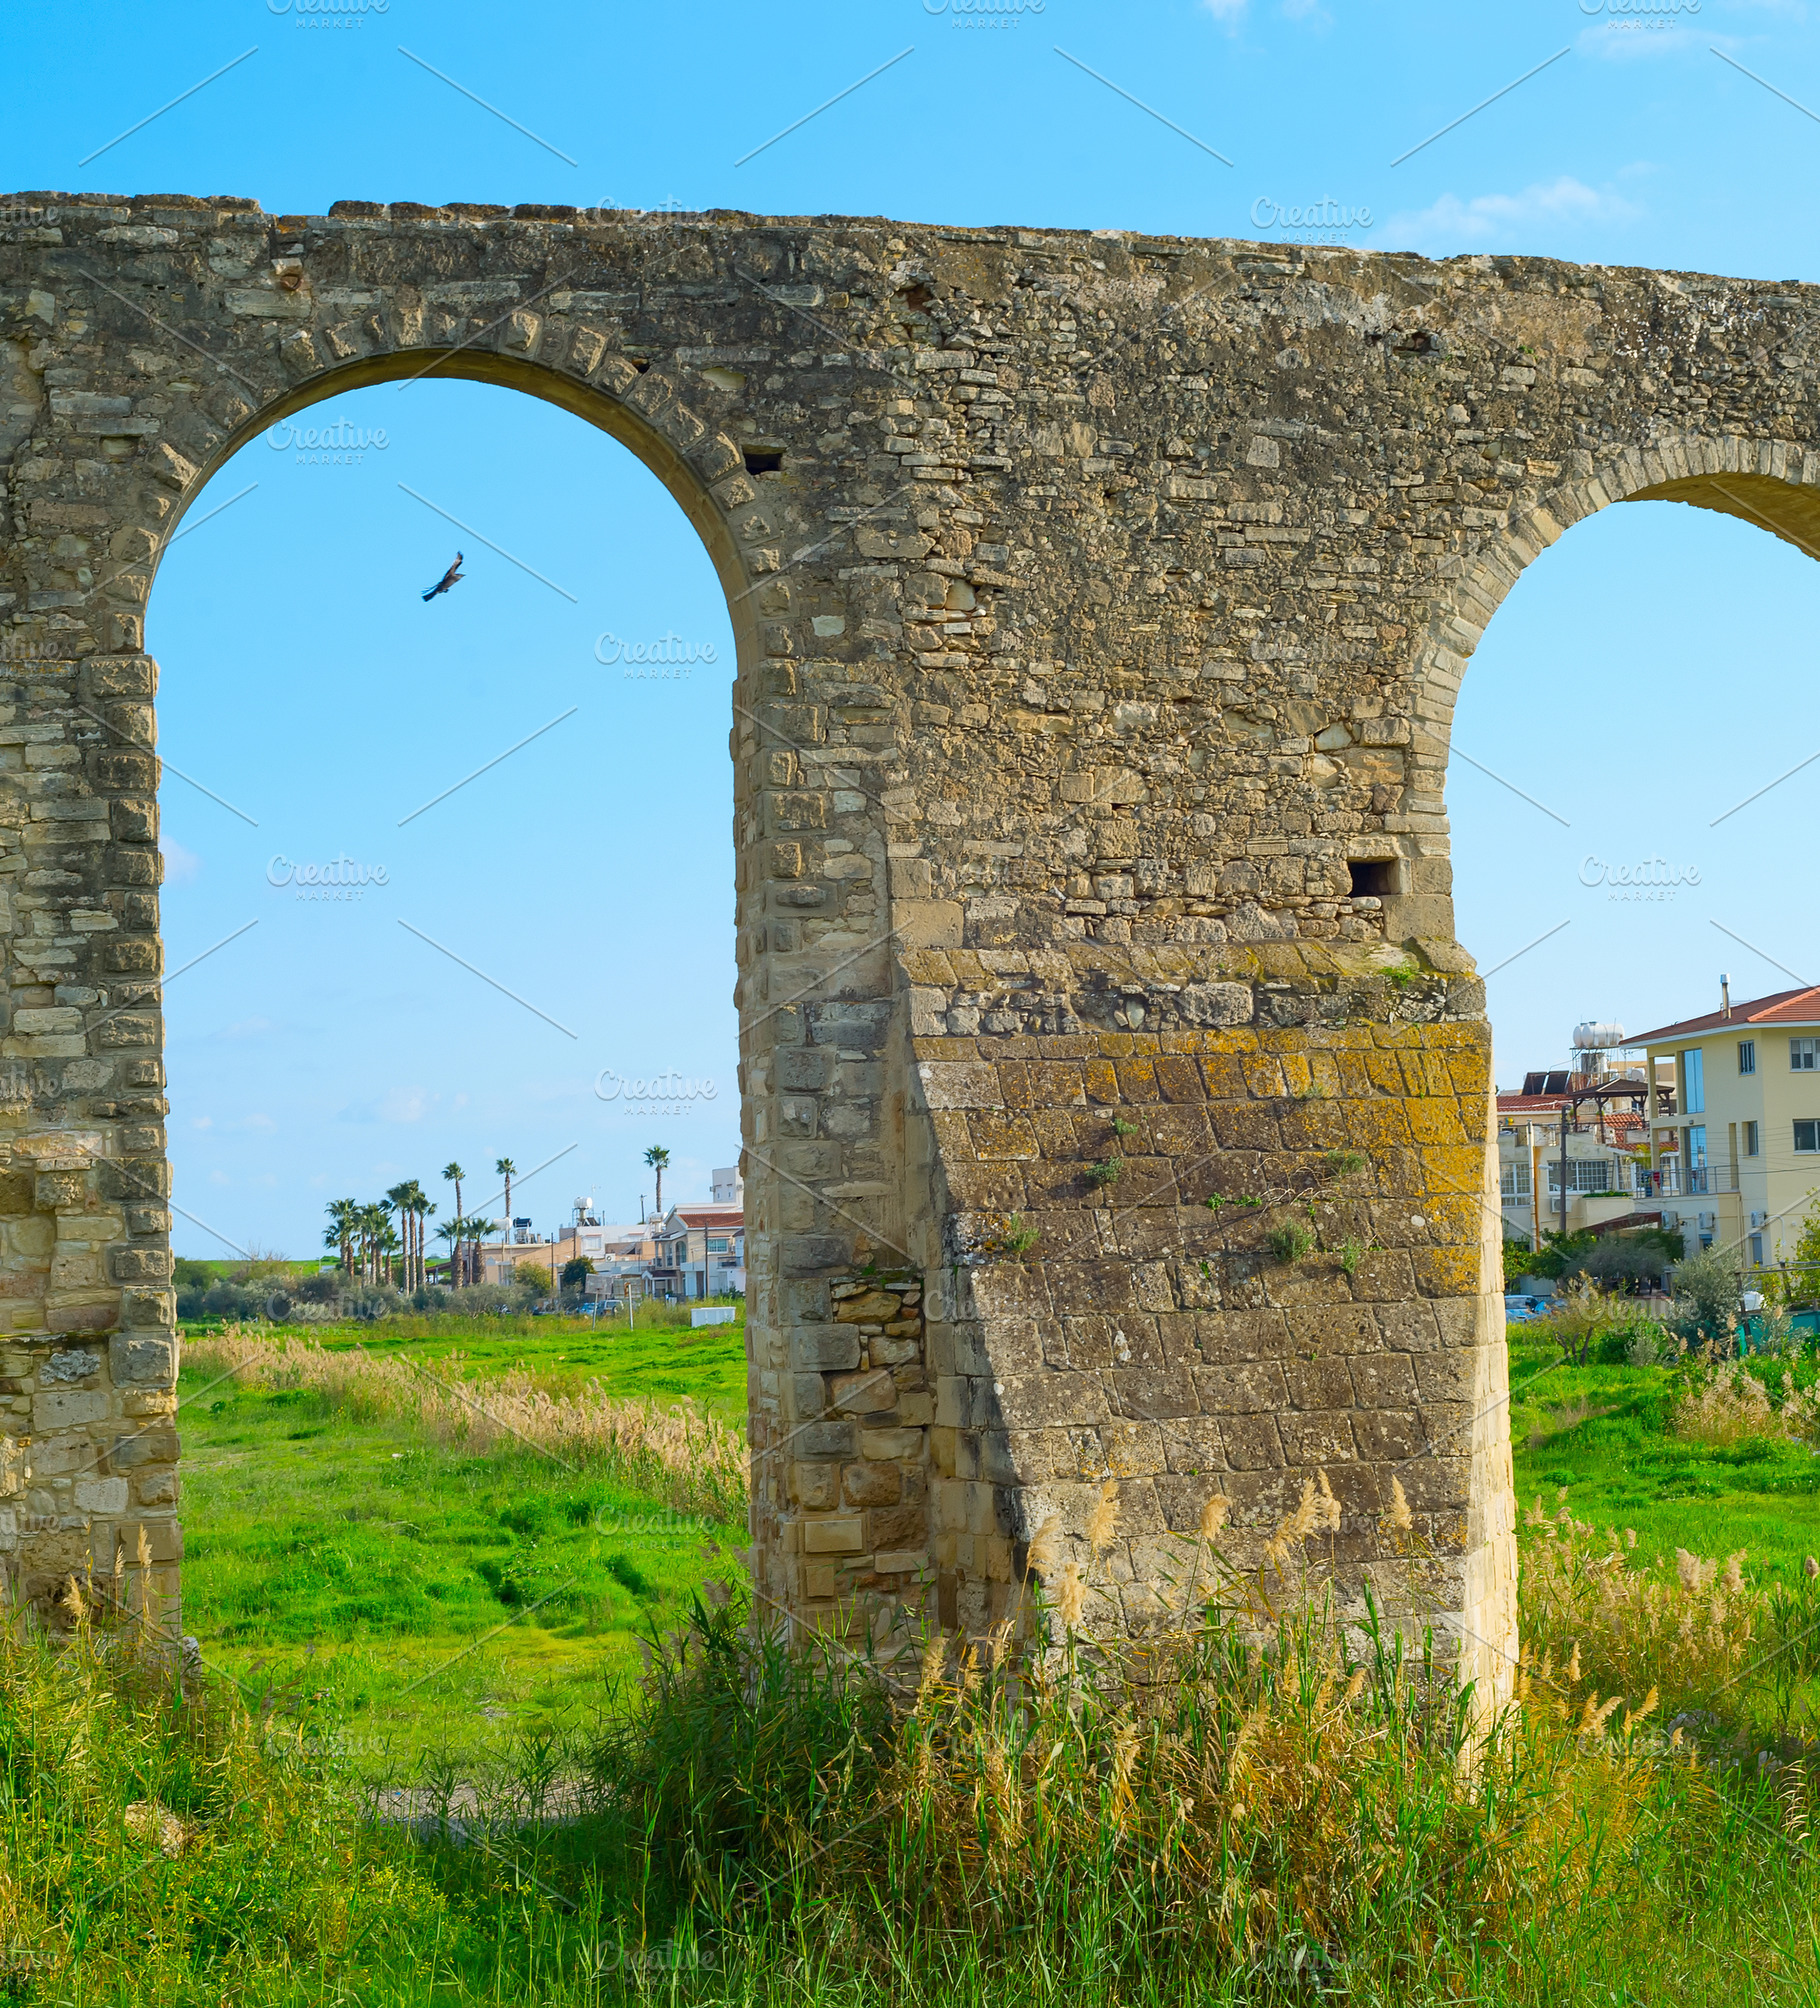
[1559,1101,1571,1247]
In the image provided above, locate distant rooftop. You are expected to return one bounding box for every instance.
[1631,985,1820,1044]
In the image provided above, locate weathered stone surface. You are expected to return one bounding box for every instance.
[28,193,1817,1691]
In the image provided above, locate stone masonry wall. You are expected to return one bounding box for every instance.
[8,192,1820,1700]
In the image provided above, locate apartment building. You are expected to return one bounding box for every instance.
[1496,1068,1657,1248]
[1635,985,1820,1268]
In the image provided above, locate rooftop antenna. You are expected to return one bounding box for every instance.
[1721,972,1732,1021]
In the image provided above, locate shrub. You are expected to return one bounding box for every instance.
[1571,1235,1673,1295]
[1668,1244,1748,1350]
[1534,1278,1623,1367]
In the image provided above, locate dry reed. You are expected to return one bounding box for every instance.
[187,1329,746,1524]
[601,1477,1679,1995]
[1519,1492,1760,1718]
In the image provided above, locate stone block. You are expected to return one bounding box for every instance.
[109,1333,173,1385]
[801,1515,864,1554]
[35,1388,106,1430]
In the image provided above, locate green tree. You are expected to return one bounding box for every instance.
[561,1256,594,1294]
[322,1197,359,1276]
[357,1203,389,1285]
[443,1163,465,1281]
[1670,1242,1748,1350]
[390,1178,433,1291]
[644,1144,670,1220]
[434,1216,463,1286]
[496,1157,516,1237]
[465,1215,498,1290]
[383,1183,413,1289]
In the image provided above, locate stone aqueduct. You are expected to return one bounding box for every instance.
[1,189,1814,1702]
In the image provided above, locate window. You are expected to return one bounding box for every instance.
[1794,1038,1819,1072]
[707,1236,730,1252]
[1797,1120,1820,1154]
[1546,1159,1614,1193]
[1750,1234,1766,1266]
[1682,1048,1705,1113]
[1744,1120,1760,1156]
[1686,1126,1707,1169]
[1739,1040,1756,1074]
[1500,1161,1531,1201]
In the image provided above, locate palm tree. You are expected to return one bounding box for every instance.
[496,1157,516,1239]
[406,1183,435,1291]
[443,1162,465,1283]
[384,1183,412,1288]
[358,1202,389,1285]
[376,1218,403,1288]
[434,1216,463,1287]
[323,1197,359,1276]
[466,1215,498,1289]
[644,1145,670,1222]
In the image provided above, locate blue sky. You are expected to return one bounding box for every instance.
[4,0,1818,1255]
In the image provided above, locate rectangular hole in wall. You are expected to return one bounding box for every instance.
[1349,858,1399,897]
[742,449,783,475]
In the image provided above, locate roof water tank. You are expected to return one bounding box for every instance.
[1572,1022,1627,1051]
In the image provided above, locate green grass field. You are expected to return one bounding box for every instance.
[1508,1335,1820,1589]
[177,1311,746,1778]
[176,1307,1820,1784]
[35,1312,1820,2003]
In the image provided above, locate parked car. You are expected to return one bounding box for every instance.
[1503,1293,1550,1323]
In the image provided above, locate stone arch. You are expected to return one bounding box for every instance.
[0,196,929,1639]
[1403,437,1820,944]
[151,346,766,642]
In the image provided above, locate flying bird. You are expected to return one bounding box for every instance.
[421,552,464,601]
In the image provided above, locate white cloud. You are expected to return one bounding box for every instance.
[1378,176,1644,256]
[241,1112,276,1132]
[380,1087,434,1124]
[160,837,201,885]
[1202,0,1248,16]
[191,1115,213,1130]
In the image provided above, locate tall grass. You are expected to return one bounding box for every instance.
[7,1499,1820,2002]
[188,1330,747,1526]
[583,1497,1820,2003]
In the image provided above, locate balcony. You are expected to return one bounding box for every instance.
[1650,1164,1740,1197]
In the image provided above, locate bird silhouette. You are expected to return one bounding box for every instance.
[422,552,464,601]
